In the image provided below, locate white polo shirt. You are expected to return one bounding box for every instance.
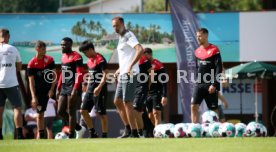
[24,108,37,126]
[0,43,21,88]
[117,30,140,75]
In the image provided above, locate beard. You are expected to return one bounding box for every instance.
[116,27,125,35]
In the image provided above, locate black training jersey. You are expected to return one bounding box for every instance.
[27,55,55,96]
[57,51,84,90]
[149,59,167,97]
[194,43,222,90]
[86,53,107,93]
[139,55,152,86]
[139,55,151,74]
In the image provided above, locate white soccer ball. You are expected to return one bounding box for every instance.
[218,122,235,137]
[201,123,211,137]
[186,123,201,138]
[153,123,174,138]
[173,123,188,138]
[235,123,247,137]
[261,124,267,137]
[201,110,219,124]
[55,132,69,139]
[245,122,263,137]
[208,122,221,137]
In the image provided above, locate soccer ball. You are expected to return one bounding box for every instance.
[201,123,211,137]
[186,123,201,138]
[173,123,188,138]
[218,122,235,137]
[153,124,164,138]
[201,110,219,124]
[208,122,221,137]
[235,123,247,137]
[153,123,174,138]
[245,122,263,137]
[55,132,69,139]
[261,124,267,137]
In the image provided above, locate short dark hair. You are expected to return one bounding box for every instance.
[112,16,124,24]
[197,28,208,34]
[79,40,95,52]
[35,40,46,48]
[0,28,10,38]
[144,48,152,54]
[62,37,73,44]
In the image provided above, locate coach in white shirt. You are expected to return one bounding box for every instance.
[112,17,144,138]
[0,28,23,139]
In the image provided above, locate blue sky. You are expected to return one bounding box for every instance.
[0,14,173,44]
[197,12,239,42]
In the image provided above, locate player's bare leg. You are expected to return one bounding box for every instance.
[191,104,199,123]
[153,109,162,126]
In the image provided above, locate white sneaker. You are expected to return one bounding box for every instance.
[76,126,86,139]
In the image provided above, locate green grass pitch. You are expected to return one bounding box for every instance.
[1,138,276,152]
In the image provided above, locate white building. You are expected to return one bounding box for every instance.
[59,0,143,13]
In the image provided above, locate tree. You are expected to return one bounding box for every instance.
[0,0,59,13]
[71,18,107,43]
[192,0,262,12]
[144,0,166,12]
[0,0,95,13]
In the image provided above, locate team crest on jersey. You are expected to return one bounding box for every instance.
[207,50,211,55]
[44,58,48,63]
[69,55,73,60]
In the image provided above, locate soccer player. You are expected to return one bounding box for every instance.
[191,28,223,123]
[133,54,152,136]
[0,28,24,139]
[27,40,56,139]
[56,37,84,138]
[144,48,168,126]
[112,16,144,138]
[79,40,108,138]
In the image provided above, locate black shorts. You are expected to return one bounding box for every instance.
[0,86,22,108]
[34,94,49,113]
[146,92,162,113]
[60,85,73,96]
[44,117,55,130]
[24,125,37,133]
[133,83,148,112]
[191,84,218,110]
[81,87,107,115]
[81,93,94,112]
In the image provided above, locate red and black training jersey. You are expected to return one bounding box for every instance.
[86,53,107,93]
[57,51,84,90]
[138,55,152,86]
[149,59,167,97]
[194,43,222,90]
[27,55,55,96]
[139,55,151,74]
